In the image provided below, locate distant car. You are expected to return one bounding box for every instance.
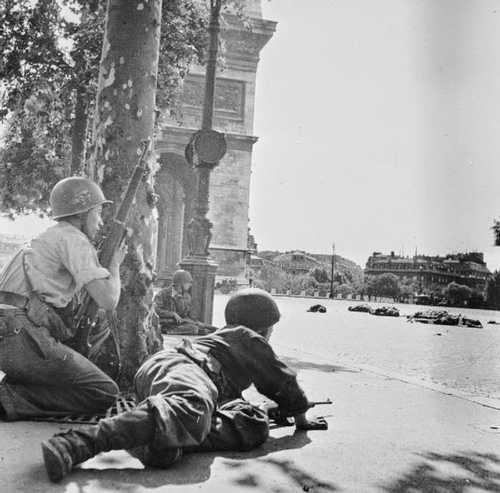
[370,306,400,317]
[348,304,372,313]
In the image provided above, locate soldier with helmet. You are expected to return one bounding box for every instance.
[41,288,328,482]
[154,269,217,335]
[0,176,127,421]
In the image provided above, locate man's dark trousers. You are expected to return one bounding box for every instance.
[75,349,269,467]
[0,308,118,420]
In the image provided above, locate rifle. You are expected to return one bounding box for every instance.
[268,398,333,426]
[71,139,151,369]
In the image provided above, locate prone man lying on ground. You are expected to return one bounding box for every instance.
[42,288,329,482]
[154,269,217,335]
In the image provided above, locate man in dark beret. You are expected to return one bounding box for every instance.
[41,288,328,482]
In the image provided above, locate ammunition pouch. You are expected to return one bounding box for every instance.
[25,294,74,342]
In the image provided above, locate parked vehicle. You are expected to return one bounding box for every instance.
[370,306,400,317]
[348,304,372,313]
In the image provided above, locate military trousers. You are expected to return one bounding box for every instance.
[82,350,269,467]
[0,308,119,421]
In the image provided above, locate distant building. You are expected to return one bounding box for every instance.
[273,251,322,275]
[365,251,492,293]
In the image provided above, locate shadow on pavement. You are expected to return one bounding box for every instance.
[282,355,359,374]
[221,428,313,459]
[27,452,217,491]
[25,430,315,491]
[219,432,338,492]
[381,451,500,492]
[224,457,338,492]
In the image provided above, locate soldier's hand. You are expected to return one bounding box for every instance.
[173,313,183,324]
[295,416,328,431]
[114,242,128,265]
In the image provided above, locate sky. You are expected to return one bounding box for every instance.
[250,0,500,268]
[2,0,500,270]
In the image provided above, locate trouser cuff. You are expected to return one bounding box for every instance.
[0,383,18,421]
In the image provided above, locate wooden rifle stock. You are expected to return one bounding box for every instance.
[72,139,151,359]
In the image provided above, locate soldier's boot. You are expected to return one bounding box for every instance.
[41,428,99,483]
[42,408,156,482]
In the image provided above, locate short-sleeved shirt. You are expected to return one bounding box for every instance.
[192,326,309,415]
[0,221,110,308]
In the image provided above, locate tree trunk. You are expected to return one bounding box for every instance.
[70,85,88,175]
[89,0,163,388]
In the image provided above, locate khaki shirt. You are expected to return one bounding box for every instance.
[0,222,110,308]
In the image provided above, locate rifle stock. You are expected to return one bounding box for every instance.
[72,139,151,359]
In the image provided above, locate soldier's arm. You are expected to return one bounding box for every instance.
[239,331,328,430]
[154,292,182,323]
[85,243,126,311]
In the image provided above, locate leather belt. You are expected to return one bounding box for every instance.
[0,291,29,310]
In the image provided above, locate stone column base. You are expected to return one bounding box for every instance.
[180,256,218,324]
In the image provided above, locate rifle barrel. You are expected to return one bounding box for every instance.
[310,398,333,406]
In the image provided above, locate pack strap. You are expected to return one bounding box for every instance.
[0,291,29,309]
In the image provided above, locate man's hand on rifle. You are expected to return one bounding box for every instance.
[294,412,328,431]
[111,242,128,268]
[259,402,329,430]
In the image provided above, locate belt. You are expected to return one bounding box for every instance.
[0,291,29,310]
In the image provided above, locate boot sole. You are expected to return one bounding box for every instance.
[41,440,67,483]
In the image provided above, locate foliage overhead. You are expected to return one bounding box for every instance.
[0,0,209,217]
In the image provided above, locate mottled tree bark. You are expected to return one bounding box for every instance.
[70,85,88,175]
[88,0,163,387]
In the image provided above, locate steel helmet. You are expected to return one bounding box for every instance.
[173,269,193,286]
[225,288,281,332]
[49,177,112,219]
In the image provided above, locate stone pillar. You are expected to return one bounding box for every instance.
[179,256,218,324]
[155,170,186,281]
[164,179,185,275]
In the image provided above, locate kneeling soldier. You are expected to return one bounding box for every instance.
[41,288,328,482]
[154,269,217,335]
[0,177,126,421]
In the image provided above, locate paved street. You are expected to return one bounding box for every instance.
[219,295,500,408]
[1,294,500,492]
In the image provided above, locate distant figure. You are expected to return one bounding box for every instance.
[154,270,217,335]
[307,304,327,313]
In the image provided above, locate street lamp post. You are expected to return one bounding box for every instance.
[180,0,227,323]
[329,243,336,299]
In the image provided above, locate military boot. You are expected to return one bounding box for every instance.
[42,408,156,482]
[41,428,99,483]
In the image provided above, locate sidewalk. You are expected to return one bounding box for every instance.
[1,348,499,493]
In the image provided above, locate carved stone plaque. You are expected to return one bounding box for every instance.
[182,75,245,121]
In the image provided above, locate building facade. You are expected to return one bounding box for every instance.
[365,251,492,294]
[154,1,276,284]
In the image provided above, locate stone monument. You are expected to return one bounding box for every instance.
[155,0,276,290]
